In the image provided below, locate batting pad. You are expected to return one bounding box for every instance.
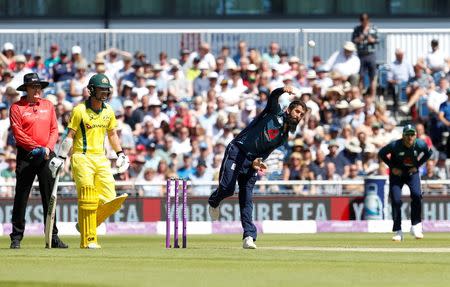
[96,193,128,227]
[78,185,99,248]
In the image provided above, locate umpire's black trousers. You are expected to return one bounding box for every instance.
[10,147,58,241]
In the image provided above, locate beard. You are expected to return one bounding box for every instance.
[285,112,300,133]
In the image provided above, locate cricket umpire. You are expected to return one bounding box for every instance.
[9,73,67,249]
[208,86,307,249]
[378,124,432,241]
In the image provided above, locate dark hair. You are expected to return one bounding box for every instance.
[288,100,307,112]
[359,13,369,22]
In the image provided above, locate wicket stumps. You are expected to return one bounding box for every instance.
[166,178,188,248]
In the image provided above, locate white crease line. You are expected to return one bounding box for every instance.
[259,246,450,253]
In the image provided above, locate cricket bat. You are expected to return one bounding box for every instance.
[45,169,60,249]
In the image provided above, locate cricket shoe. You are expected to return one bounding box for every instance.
[410,223,424,239]
[10,239,20,249]
[392,230,403,242]
[86,243,102,249]
[208,204,220,221]
[243,236,257,249]
[51,236,69,248]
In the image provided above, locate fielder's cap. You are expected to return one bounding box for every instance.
[431,39,439,46]
[403,124,417,135]
[24,49,32,56]
[16,73,49,91]
[343,41,356,52]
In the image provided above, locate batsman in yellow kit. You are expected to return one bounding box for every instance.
[49,73,130,249]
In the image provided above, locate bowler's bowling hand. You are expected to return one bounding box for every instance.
[283,86,295,95]
[252,158,267,172]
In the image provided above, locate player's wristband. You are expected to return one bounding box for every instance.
[116,151,124,156]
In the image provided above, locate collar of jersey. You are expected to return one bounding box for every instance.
[85,98,106,114]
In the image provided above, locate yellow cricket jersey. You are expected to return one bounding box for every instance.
[67,100,117,155]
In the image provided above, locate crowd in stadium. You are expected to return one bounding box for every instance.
[0,21,449,197]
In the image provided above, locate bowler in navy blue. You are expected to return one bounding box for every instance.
[378,124,432,233]
[208,86,307,243]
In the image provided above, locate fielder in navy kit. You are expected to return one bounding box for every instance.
[378,124,432,241]
[208,86,307,249]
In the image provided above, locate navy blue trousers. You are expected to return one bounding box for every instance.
[208,143,258,240]
[389,172,422,232]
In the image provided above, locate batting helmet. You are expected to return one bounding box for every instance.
[87,73,112,98]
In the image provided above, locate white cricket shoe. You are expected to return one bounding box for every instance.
[243,236,257,249]
[86,243,102,249]
[410,223,424,239]
[209,205,220,221]
[392,230,403,242]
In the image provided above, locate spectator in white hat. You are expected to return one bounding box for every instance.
[325,41,361,86]
[10,55,32,90]
[345,98,366,129]
[0,42,15,70]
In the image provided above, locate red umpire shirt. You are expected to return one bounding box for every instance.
[9,96,58,151]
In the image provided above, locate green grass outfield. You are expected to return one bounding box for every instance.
[2,233,450,287]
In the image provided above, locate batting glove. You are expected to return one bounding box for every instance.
[116,152,130,173]
[49,157,65,178]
